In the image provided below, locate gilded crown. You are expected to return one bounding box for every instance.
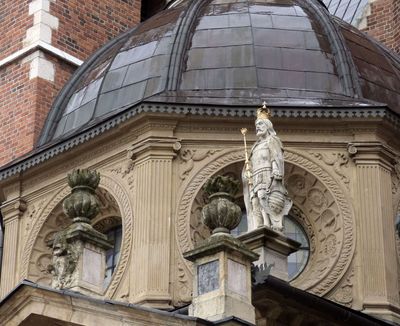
[257,101,271,120]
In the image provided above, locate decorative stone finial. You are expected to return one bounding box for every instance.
[48,169,112,295]
[202,175,242,235]
[63,169,101,224]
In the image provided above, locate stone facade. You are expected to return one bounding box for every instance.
[0,1,400,325]
[0,110,399,323]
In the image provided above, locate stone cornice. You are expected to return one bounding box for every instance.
[347,142,396,170]
[0,104,398,182]
[130,137,179,163]
[1,199,27,223]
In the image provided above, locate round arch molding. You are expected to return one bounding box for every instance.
[21,173,134,298]
[175,148,355,296]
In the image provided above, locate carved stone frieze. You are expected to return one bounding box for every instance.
[176,148,355,299]
[310,152,350,188]
[109,151,135,191]
[177,148,221,182]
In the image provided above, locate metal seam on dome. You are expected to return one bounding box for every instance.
[303,0,363,98]
[166,0,210,91]
[0,103,394,182]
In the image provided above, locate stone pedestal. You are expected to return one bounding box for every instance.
[184,234,259,325]
[238,226,300,281]
[50,222,112,296]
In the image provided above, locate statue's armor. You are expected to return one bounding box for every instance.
[250,139,272,195]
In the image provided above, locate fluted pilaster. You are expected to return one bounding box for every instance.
[0,199,26,298]
[352,142,400,321]
[130,137,177,308]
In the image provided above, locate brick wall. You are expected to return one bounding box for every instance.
[0,0,33,61]
[51,0,141,61]
[0,0,141,167]
[361,0,400,54]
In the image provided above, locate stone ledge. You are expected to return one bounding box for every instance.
[184,234,259,263]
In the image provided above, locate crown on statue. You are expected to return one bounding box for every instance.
[256,101,271,120]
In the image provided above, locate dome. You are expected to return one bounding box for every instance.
[38,0,400,145]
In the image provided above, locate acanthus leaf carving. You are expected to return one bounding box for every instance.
[310,152,350,188]
[392,157,400,195]
[331,268,354,307]
[178,149,221,181]
[174,261,192,306]
[109,158,135,190]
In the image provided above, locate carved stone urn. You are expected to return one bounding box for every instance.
[49,169,112,295]
[63,169,101,224]
[202,175,242,235]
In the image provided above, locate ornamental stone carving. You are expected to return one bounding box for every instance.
[310,152,350,188]
[178,148,221,182]
[202,175,241,235]
[24,173,132,300]
[48,169,112,291]
[176,148,355,299]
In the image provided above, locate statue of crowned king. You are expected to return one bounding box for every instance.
[242,103,292,232]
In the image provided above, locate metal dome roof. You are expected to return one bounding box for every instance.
[38,0,400,145]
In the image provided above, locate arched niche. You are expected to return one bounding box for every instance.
[177,148,354,297]
[27,188,121,288]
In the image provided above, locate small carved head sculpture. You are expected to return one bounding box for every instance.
[52,234,68,257]
[255,102,276,137]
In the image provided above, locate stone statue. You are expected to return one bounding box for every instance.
[242,103,292,232]
[48,232,79,289]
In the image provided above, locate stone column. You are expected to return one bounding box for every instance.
[130,136,177,309]
[0,199,26,298]
[351,142,400,322]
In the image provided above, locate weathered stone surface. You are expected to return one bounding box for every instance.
[198,260,219,295]
[202,175,242,235]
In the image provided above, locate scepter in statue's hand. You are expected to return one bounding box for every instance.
[241,128,252,184]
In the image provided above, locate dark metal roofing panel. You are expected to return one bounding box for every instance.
[180,0,344,99]
[37,0,400,147]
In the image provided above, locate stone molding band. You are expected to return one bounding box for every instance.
[0,103,394,181]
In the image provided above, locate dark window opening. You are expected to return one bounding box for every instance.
[104,226,122,287]
[141,0,167,21]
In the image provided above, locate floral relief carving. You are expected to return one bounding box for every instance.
[21,187,71,280]
[392,157,400,195]
[176,148,355,298]
[174,261,192,306]
[23,201,43,242]
[310,152,350,188]
[178,148,221,181]
[330,268,354,307]
[109,158,135,190]
[284,151,354,296]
